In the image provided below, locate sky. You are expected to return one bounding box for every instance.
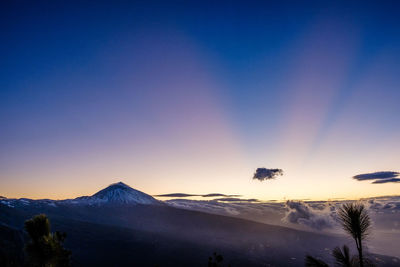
[1,1,400,200]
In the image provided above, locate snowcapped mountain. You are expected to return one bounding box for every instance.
[88,182,159,205]
[0,182,160,207]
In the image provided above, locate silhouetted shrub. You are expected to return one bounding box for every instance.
[24,214,71,267]
[208,252,224,267]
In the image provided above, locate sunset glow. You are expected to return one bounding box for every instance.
[1,1,399,201]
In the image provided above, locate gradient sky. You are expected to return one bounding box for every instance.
[1,1,400,200]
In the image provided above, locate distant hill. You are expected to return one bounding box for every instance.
[0,182,398,266]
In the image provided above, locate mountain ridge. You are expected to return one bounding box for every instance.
[0,182,160,207]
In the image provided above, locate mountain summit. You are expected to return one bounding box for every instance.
[89,182,159,205]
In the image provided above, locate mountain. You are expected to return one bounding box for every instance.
[74,182,159,205]
[0,182,159,207]
[0,183,399,266]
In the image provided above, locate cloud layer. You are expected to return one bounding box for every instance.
[156,193,241,198]
[202,193,241,197]
[166,196,400,234]
[214,198,259,202]
[155,193,198,197]
[353,171,400,184]
[282,201,337,230]
[253,168,283,181]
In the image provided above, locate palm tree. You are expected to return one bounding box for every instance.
[305,255,329,267]
[337,203,371,267]
[332,245,357,267]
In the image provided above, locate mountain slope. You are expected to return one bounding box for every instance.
[84,182,159,205]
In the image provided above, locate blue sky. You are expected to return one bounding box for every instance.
[1,1,399,199]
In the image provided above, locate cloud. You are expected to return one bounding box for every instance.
[253,168,283,181]
[282,201,336,230]
[202,193,241,197]
[353,171,400,184]
[165,196,400,233]
[372,178,400,184]
[214,198,259,202]
[367,197,400,211]
[165,199,241,216]
[155,193,199,197]
[367,199,383,209]
[156,193,241,198]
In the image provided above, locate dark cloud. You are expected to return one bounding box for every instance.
[353,172,400,181]
[353,171,400,184]
[372,178,400,184]
[202,193,241,197]
[214,198,259,202]
[282,201,336,230]
[253,168,283,181]
[155,193,199,197]
[353,171,399,180]
[156,193,241,198]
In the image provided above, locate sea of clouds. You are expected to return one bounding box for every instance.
[166,196,400,257]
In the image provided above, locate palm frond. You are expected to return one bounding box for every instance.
[305,255,329,267]
[337,203,371,242]
[332,245,353,267]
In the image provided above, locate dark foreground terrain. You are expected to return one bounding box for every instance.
[1,203,399,267]
[1,183,399,266]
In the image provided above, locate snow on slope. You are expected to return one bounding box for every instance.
[89,182,158,205]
